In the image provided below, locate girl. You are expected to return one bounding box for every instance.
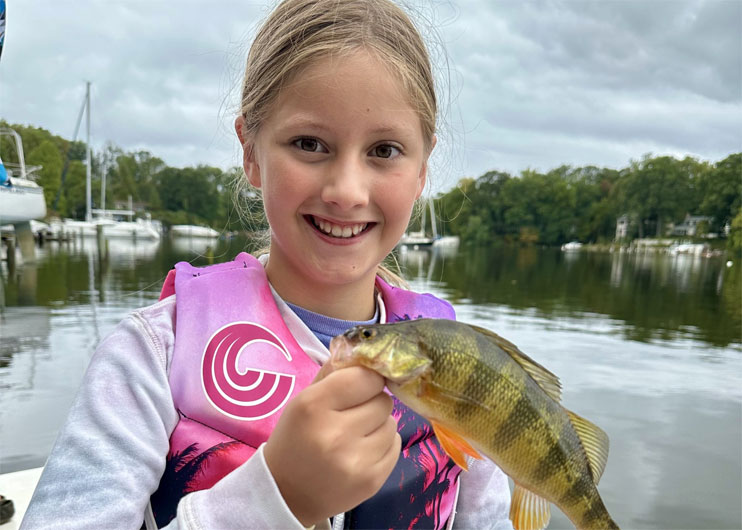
[21,1,512,528]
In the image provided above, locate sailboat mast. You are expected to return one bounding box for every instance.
[85,81,92,222]
[429,197,438,239]
[101,158,106,211]
[420,199,427,235]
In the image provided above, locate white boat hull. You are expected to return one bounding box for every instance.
[170,224,220,238]
[561,241,583,251]
[0,182,46,224]
[55,219,114,238]
[52,218,160,240]
[398,231,435,247]
[104,219,161,240]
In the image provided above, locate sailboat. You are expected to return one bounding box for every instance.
[398,198,438,248]
[52,82,105,238]
[0,128,47,225]
[55,82,160,241]
[397,197,459,250]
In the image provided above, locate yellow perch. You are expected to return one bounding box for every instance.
[329,318,619,530]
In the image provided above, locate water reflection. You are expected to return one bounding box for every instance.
[395,245,741,529]
[397,245,741,348]
[170,235,219,256]
[1,240,740,528]
[544,390,742,530]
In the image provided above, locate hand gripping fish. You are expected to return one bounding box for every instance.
[328,318,619,530]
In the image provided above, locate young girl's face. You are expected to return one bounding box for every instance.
[238,50,431,308]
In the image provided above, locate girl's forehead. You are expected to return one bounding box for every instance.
[266,51,422,133]
[284,50,404,96]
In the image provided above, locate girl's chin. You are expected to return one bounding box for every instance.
[300,257,379,286]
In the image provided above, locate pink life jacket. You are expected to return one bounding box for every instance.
[150,252,462,528]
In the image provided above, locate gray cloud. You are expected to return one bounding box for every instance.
[435,0,741,186]
[1,0,739,193]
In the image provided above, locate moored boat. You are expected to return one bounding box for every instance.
[102,214,161,240]
[170,224,220,238]
[561,241,583,251]
[0,129,46,225]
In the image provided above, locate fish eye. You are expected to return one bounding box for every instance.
[361,328,376,340]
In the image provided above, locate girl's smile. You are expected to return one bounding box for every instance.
[305,215,374,242]
[236,49,432,319]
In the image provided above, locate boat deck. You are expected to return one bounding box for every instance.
[0,467,42,528]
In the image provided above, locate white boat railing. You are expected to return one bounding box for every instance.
[0,128,42,181]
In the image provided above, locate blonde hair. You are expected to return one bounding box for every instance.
[239,0,436,147]
[237,0,438,287]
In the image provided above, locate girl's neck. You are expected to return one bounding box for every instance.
[264,255,377,321]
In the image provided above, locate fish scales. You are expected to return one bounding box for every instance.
[426,321,616,529]
[329,318,619,530]
[423,321,577,488]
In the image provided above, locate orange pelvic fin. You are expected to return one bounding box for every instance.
[431,421,482,471]
[509,483,551,530]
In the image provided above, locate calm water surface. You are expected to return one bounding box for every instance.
[1,237,740,529]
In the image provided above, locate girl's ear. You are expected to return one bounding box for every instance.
[416,135,436,199]
[235,116,261,188]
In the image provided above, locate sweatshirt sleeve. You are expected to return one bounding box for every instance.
[20,298,329,530]
[20,299,180,529]
[453,459,514,530]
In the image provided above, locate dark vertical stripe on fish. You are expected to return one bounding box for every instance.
[453,363,487,422]
[559,473,593,508]
[532,439,569,483]
[493,394,539,450]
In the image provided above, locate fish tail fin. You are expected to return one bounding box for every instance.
[431,421,482,471]
[509,483,551,530]
[565,409,610,483]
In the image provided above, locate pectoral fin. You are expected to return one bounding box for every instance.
[509,483,551,530]
[431,421,482,471]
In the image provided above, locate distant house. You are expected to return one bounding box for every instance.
[670,214,713,237]
[615,214,630,240]
[113,199,147,213]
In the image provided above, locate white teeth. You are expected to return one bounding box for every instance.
[312,217,367,238]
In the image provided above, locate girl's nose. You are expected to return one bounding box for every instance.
[320,155,370,210]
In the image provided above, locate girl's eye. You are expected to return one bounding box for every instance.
[370,144,400,159]
[293,138,326,153]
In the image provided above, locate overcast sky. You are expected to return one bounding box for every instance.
[0,0,740,193]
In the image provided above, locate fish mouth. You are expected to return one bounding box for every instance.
[328,335,356,366]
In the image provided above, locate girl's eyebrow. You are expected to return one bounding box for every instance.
[278,116,417,138]
[278,116,331,132]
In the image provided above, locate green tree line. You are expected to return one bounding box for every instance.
[0,121,260,232]
[2,121,739,253]
[434,153,741,252]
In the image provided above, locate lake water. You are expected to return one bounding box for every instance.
[1,236,740,529]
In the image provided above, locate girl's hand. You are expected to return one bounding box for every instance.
[263,366,401,527]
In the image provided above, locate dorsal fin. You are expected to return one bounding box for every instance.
[468,324,562,402]
[566,409,610,483]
